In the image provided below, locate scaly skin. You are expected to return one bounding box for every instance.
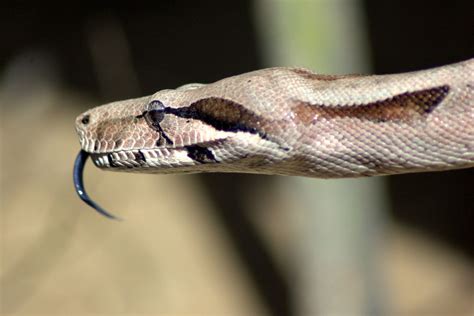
[75,59,473,178]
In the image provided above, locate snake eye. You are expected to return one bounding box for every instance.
[145,100,165,126]
[147,100,165,111]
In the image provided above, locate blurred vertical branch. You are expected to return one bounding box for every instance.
[85,14,141,101]
[254,0,389,315]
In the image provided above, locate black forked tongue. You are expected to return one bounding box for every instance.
[73,150,121,220]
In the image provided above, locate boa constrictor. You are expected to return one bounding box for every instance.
[73,59,473,218]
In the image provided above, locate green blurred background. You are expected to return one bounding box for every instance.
[1,1,473,315]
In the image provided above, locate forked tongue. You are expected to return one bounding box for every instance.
[73,150,121,220]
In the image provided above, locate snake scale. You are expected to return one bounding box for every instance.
[74,59,473,218]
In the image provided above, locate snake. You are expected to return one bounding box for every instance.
[73,58,473,219]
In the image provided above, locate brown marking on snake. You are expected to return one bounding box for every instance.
[95,116,144,148]
[166,97,269,137]
[291,68,364,81]
[134,150,146,163]
[95,117,129,140]
[185,145,217,163]
[293,85,450,124]
[95,121,108,140]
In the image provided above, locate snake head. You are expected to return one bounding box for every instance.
[73,81,287,219]
[75,80,288,175]
[74,70,301,220]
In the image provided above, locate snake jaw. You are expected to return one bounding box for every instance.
[88,137,229,174]
[84,130,289,176]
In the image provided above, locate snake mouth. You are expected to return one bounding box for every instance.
[89,138,227,172]
[90,149,210,174]
[91,149,153,169]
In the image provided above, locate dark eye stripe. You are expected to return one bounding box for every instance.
[165,97,267,137]
[142,100,173,145]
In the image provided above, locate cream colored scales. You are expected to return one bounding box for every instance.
[73,59,474,218]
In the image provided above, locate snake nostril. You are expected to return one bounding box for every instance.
[81,115,90,125]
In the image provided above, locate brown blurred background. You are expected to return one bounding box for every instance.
[1,1,473,315]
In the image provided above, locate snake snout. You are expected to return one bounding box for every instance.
[75,111,94,150]
[76,111,93,130]
[75,110,117,153]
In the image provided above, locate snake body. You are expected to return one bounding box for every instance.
[75,59,473,180]
[73,58,473,217]
[74,59,473,217]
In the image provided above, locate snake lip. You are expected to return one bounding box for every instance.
[89,149,204,173]
[90,150,148,169]
[89,138,227,170]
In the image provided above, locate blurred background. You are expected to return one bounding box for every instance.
[1,0,473,315]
